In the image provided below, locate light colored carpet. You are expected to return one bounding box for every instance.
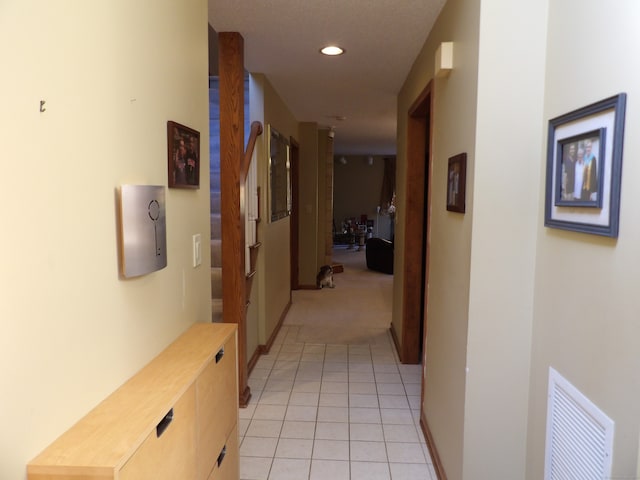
[284,245,394,344]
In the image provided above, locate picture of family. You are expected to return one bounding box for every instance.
[168,121,200,188]
[558,131,603,205]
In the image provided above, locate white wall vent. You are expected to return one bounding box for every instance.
[545,367,614,480]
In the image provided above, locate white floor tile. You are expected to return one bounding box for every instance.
[376,383,405,395]
[350,440,388,462]
[310,459,350,480]
[349,382,377,395]
[322,371,349,382]
[253,404,287,421]
[349,407,381,424]
[350,423,384,441]
[246,419,283,438]
[240,456,272,480]
[285,405,318,422]
[350,461,391,480]
[380,408,413,425]
[292,379,321,393]
[383,424,420,443]
[373,364,399,373]
[268,458,310,480]
[258,391,291,406]
[240,335,435,480]
[349,393,379,408]
[317,406,349,422]
[288,392,319,406]
[264,380,294,392]
[378,394,409,409]
[315,421,349,440]
[280,420,316,439]
[275,438,313,459]
[321,381,349,394]
[375,372,402,383]
[349,372,376,383]
[388,462,432,479]
[241,436,278,457]
[323,362,348,372]
[386,442,427,463]
[313,439,349,460]
[319,393,349,407]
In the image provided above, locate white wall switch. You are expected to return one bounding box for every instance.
[192,234,202,267]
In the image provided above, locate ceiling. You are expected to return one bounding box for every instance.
[207,0,446,156]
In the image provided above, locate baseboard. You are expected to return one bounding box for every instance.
[257,299,292,355]
[239,385,252,409]
[247,345,261,377]
[420,412,447,480]
[389,324,402,361]
[298,284,319,290]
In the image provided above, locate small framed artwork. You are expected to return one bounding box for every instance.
[446,153,466,213]
[167,121,200,188]
[544,93,626,237]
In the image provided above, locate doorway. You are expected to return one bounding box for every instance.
[400,81,432,364]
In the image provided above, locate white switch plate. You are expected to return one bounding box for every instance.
[192,234,202,267]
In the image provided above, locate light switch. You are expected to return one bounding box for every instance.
[192,234,202,267]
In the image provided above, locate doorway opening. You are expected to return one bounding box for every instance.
[400,81,432,364]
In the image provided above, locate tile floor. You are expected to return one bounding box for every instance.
[239,326,436,480]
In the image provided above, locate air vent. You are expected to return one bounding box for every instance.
[545,367,614,480]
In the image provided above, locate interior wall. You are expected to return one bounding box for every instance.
[0,1,210,479]
[395,0,479,477]
[258,76,297,343]
[527,2,640,478]
[298,123,320,286]
[462,0,547,478]
[333,155,391,240]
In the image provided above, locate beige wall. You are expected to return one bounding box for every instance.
[255,76,296,344]
[0,1,210,479]
[527,1,640,478]
[333,155,390,239]
[463,0,547,478]
[397,0,548,478]
[298,123,320,286]
[395,0,480,477]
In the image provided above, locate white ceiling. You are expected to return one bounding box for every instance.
[207,0,446,156]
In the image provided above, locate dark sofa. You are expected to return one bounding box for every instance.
[365,237,394,274]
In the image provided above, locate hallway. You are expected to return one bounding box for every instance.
[238,247,435,479]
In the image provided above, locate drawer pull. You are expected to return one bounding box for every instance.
[215,347,225,363]
[156,408,173,438]
[217,445,227,467]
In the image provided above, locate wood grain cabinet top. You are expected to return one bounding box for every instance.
[27,323,238,480]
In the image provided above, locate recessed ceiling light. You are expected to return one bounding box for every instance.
[320,45,344,56]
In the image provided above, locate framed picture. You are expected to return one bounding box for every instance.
[268,125,291,222]
[167,121,200,188]
[544,93,626,237]
[446,153,466,213]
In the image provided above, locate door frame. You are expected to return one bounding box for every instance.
[400,81,433,364]
[290,137,300,290]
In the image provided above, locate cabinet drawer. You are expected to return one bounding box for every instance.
[207,424,239,480]
[197,337,238,480]
[120,383,197,480]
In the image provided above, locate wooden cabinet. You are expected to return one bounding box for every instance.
[27,323,238,480]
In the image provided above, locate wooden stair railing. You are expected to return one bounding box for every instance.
[243,121,263,303]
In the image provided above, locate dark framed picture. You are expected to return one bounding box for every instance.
[446,153,466,213]
[167,121,200,189]
[544,94,626,237]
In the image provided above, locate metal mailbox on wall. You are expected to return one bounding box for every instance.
[118,185,167,278]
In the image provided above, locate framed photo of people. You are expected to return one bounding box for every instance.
[544,93,626,237]
[446,153,466,213]
[167,121,200,189]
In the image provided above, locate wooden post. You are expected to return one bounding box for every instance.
[218,32,251,406]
